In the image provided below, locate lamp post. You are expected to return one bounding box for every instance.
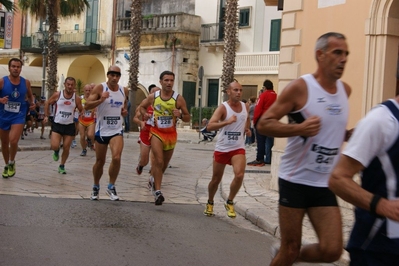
[197,66,204,139]
[36,21,49,98]
[36,20,61,98]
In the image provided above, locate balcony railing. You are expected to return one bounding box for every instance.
[235,52,279,74]
[200,22,225,43]
[21,29,105,49]
[116,12,200,33]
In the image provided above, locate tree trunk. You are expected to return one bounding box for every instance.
[129,0,143,131]
[221,0,238,102]
[47,0,59,98]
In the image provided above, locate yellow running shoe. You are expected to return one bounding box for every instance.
[203,203,215,217]
[2,166,8,178]
[8,163,15,177]
[224,201,236,218]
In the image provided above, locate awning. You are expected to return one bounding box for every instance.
[0,64,43,87]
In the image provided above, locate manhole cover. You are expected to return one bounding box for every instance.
[245,170,270,174]
[190,148,214,152]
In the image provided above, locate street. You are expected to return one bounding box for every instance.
[0,131,336,265]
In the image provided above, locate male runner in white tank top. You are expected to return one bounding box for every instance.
[44,77,83,174]
[203,81,251,218]
[257,32,352,265]
[84,65,128,201]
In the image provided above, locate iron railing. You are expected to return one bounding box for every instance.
[21,29,105,49]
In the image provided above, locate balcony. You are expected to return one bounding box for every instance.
[200,23,225,43]
[21,29,106,54]
[235,52,279,74]
[116,12,200,34]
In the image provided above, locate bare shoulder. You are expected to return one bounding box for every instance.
[342,81,352,97]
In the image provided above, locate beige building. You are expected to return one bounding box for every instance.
[21,0,113,97]
[265,0,399,188]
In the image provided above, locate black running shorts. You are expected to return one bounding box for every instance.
[51,122,76,136]
[278,178,338,208]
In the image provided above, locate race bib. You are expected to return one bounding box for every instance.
[58,111,72,119]
[84,110,92,118]
[305,144,339,173]
[156,116,173,129]
[224,131,242,145]
[104,116,120,129]
[4,101,21,113]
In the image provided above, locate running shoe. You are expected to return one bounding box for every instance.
[2,166,8,178]
[80,149,87,156]
[106,187,120,201]
[224,201,236,218]
[87,138,92,148]
[154,191,164,206]
[53,150,59,161]
[40,136,45,139]
[71,140,77,148]
[203,203,215,217]
[246,160,265,166]
[8,163,15,177]
[58,165,66,174]
[90,187,99,200]
[21,135,24,140]
[136,165,143,175]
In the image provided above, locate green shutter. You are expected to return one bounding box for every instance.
[270,19,281,51]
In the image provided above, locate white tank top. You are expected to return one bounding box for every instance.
[215,101,247,152]
[53,91,76,125]
[95,82,125,137]
[279,74,349,187]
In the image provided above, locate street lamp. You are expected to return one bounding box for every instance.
[35,20,61,98]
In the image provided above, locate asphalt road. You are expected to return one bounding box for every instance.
[0,195,273,266]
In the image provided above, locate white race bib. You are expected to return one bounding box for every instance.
[4,101,21,113]
[156,116,173,129]
[224,131,242,145]
[105,116,120,129]
[305,144,339,173]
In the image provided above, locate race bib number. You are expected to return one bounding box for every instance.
[84,110,92,118]
[4,101,21,113]
[59,111,72,119]
[156,116,173,129]
[224,131,242,145]
[104,116,120,128]
[305,144,338,173]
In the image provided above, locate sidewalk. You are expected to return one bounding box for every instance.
[5,127,351,265]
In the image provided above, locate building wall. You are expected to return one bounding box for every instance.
[196,0,282,107]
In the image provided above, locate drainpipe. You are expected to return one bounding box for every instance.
[111,0,117,65]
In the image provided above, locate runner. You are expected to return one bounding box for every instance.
[0,58,35,178]
[44,77,83,174]
[84,65,128,201]
[78,84,96,156]
[203,81,251,218]
[139,71,191,205]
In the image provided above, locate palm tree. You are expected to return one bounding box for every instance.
[1,0,17,12]
[221,0,239,101]
[19,0,89,96]
[128,0,143,130]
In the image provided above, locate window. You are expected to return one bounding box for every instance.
[269,19,281,51]
[239,8,250,28]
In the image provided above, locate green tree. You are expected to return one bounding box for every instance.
[19,0,89,96]
[221,0,238,101]
[1,0,17,12]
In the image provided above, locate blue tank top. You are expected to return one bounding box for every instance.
[0,76,28,118]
